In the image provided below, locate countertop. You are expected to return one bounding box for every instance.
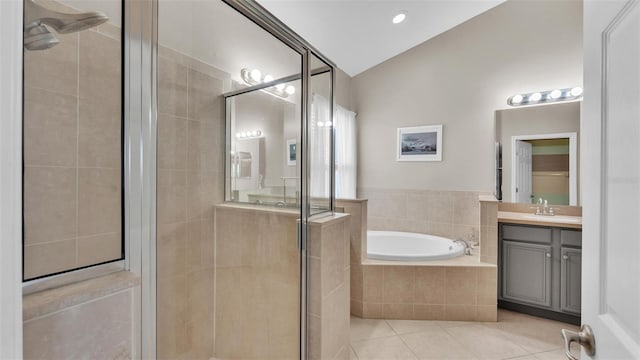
[498,211,582,229]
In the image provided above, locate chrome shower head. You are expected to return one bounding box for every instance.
[24,0,109,51]
[24,24,60,51]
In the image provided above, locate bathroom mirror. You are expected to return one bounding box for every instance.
[495,101,580,206]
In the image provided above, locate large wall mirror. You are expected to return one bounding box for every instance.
[495,101,580,206]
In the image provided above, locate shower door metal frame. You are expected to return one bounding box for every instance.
[220,1,336,358]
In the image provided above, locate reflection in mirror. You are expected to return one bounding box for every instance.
[226,79,301,207]
[495,102,580,206]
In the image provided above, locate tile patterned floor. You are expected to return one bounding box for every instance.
[349,309,581,360]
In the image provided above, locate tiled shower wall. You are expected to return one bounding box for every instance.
[357,188,485,242]
[23,19,122,280]
[156,45,227,358]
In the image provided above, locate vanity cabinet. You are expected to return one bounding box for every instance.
[499,224,582,324]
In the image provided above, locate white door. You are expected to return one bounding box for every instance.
[514,140,533,203]
[574,0,640,359]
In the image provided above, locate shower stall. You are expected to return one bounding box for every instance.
[17,0,337,358]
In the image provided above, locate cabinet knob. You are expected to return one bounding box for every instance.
[546,252,551,258]
[562,255,569,260]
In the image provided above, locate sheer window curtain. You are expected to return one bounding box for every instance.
[310,94,357,200]
[335,104,356,199]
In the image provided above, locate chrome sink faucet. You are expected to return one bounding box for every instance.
[533,198,555,216]
[453,239,473,256]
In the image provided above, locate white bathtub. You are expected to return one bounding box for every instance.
[367,231,465,261]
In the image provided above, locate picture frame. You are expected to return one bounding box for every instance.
[286,139,297,166]
[397,125,443,162]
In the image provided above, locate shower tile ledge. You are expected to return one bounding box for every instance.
[23,271,140,322]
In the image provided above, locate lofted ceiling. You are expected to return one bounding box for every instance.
[257,0,507,76]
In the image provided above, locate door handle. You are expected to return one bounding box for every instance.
[562,324,596,360]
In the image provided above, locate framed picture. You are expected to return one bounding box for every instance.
[397,125,443,162]
[286,139,297,166]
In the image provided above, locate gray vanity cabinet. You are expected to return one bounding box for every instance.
[499,224,582,324]
[502,241,552,307]
[561,247,582,314]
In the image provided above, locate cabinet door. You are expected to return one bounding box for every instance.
[502,241,552,308]
[560,247,582,314]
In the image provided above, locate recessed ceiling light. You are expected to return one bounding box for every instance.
[392,12,406,24]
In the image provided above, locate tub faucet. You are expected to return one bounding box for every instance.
[454,239,473,256]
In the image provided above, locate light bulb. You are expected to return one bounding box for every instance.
[511,94,524,104]
[317,121,324,128]
[241,132,248,138]
[275,83,285,91]
[256,130,262,136]
[263,75,274,83]
[250,69,262,82]
[529,92,542,102]
[251,131,258,137]
[285,85,296,95]
[549,89,562,99]
[392,12,406,24]
[235,132,241,138]
[325,121,332,127]
[570,87,583,97]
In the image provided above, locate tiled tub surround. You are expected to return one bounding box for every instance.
[23,8,122,279]
[308,213,352,360]
[23,272,140,359]
[346,192,498,321]
[156,45,228,359]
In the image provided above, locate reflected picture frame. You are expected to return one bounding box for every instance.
[397,125,443,162]
[286,139,296,166]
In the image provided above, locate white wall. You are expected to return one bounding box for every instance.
[354,0,583,193]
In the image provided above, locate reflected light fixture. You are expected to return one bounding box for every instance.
[236,130,262,139]
[240,68,293,99]
[507,86,583,106]
[393,12,406,24]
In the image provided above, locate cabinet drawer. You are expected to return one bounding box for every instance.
[560,230,582,247]
[502,225,552,244]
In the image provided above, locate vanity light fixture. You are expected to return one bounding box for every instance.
[507,86,583,106]
[240,68,292,99]
[236,130,262,139]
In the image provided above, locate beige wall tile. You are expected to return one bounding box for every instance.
[24,33,78,96]
[186,218,215,272]
[444,305,477,321]
[159,58,188,117]
[350,263,363,302]
[157,275,189,358]
[362,303,384,319]
[77,168,121,236]
[406,193,430,222]
[24,167,77,245]
[187,318,214,358]
[24,239,77,280]
[367,190,407,219]
[413,304,445,320]
[187,268,215,325]
[362,266,383,303]
[477,267,497,306]
[188,69,224,122]
[322,283,350,359]
[476,305,498,322]
[157,222,187,279]
[24,87,77,167]
[384,304,413,320]
[445,267,478,305]
[77,98,121,168]
[79,30,121,105]
[158,114,188,170]
[383,266,414,304]
[157,170,187,224]
[308,314,322,360]
[186,171,216,220]
[215,208,260,268]
[351,300,364,317]
[77,232,122,267]
[427,192,454,224]
[322,221,346,296]
[309,257,322,316]
[188,120,221,171]
[24,289,132,359]
[453,192,480,226]
[414,267,445,304]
